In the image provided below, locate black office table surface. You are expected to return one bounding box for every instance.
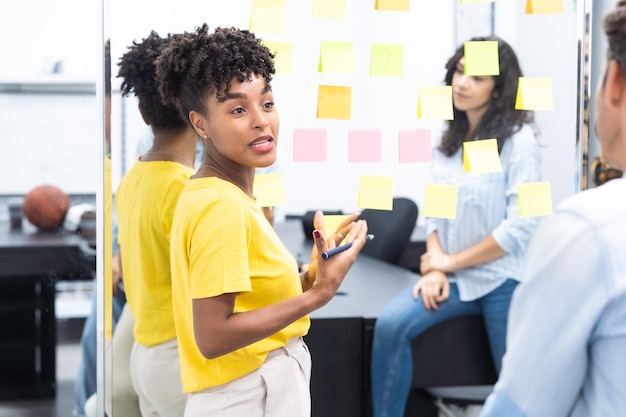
[0,228,95,400]
[275,220,421,417]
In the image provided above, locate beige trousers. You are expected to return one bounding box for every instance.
[184,338,311,417]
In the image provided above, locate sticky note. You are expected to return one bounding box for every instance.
[253,174,285,207]
[319,41,355,73]
[323,214,352,241]
[398,129,432,163]
[525,0,564,14]
[249,0,286,33]
[370,43,404,77]
[293,128,327,162]
[263,41,293,75]
[464,41,499,76]
[375,0,410,10]
[313,0,347,19]
[423,183,458,219]
[463,139,502,173]
[317,85,352,120]
[349,130,382,163]
[417,86,454,120]
[358,175,393,210]
[515,77,554,111]
[518,182,553,217]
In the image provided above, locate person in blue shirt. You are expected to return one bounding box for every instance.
[480,2,626,416]
[370,36,542,417]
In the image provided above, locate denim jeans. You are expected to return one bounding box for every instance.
[73,286,125,417]
[370,278,518,417]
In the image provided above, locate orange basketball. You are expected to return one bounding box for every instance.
[22,185,71,231]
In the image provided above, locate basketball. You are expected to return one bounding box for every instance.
[22,185,71,231]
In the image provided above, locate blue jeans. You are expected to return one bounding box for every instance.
[370,278,518,417]
[73,286,125,417]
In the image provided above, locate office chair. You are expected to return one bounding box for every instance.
[358,197,418,265]
[410,315,497,417]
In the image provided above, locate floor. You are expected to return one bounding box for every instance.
[0,317,84,417]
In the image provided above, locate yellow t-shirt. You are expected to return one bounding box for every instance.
[115,159,195,346]
[170,177,310,393]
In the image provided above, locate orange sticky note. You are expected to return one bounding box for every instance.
[317,85,352,120]
[525,0,564,14]
[398,129,432,163]
[293,128,327,162]
[423,183,458,219]
[319,41,355,73]
[518,182,553,217]
[253,174,285,207]
[263,41,293,75]
[417,86,454,120]
[463,139,502,173]
[370,43,404,77]
[312,0,347,19]
[349,130,382,163]
[464,41,499,76]
[515,77,554,111]
[249,0,286,33]
[375,0,410,11]
[358,175,394,210]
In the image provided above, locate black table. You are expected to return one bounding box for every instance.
[274,220,438,417]
[0,228,95,400]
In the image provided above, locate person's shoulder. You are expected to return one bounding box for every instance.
[555,177,626,228]
[509,123,537,144]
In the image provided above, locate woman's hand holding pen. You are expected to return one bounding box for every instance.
[301,211,361,289]
[307,212,368,305]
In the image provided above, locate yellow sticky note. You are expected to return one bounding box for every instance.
[525,0,564,14]
[370,43,404,77]
[358,175,393,210]
[515,77,554,111]
[375,0,410,10]
[423,184,458,219]
[417,86,453,120]
[319,41,355,73]
[313,0,347,19]
[323,214,352,244]
[317,85,352,120]
[263,41,293,75]
[253,174,285,207]
[249,0,286,33]
[460,0,495,3]
[518,182,552,217]
[464,41,499,76]
[463,139,502,173]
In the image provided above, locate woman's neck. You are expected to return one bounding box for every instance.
[142,129,198,168]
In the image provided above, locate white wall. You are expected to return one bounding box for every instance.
[0,0,585,226]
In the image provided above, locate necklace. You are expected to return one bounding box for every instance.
[198,165,254,198]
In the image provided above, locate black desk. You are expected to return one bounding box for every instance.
[0,228,95,400]
[274,221,437,417]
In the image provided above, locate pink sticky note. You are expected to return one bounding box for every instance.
[398,129,432,163]
[293,128,327,162]
[349,129,382,163]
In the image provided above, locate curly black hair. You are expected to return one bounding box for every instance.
[155,24,275,126]
[117,31,187,132]
[603,0,626,80]
[439,36,535,157]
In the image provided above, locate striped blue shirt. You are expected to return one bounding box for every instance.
[425,124,542,301]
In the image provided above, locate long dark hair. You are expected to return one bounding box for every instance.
[439,36,535,157]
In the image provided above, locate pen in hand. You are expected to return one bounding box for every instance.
[321,234,375,260]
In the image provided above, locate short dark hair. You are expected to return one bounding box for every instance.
[155,24,275,126]
[603,0,626,79]
[439,36,535,157]
[117,31,187,132]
